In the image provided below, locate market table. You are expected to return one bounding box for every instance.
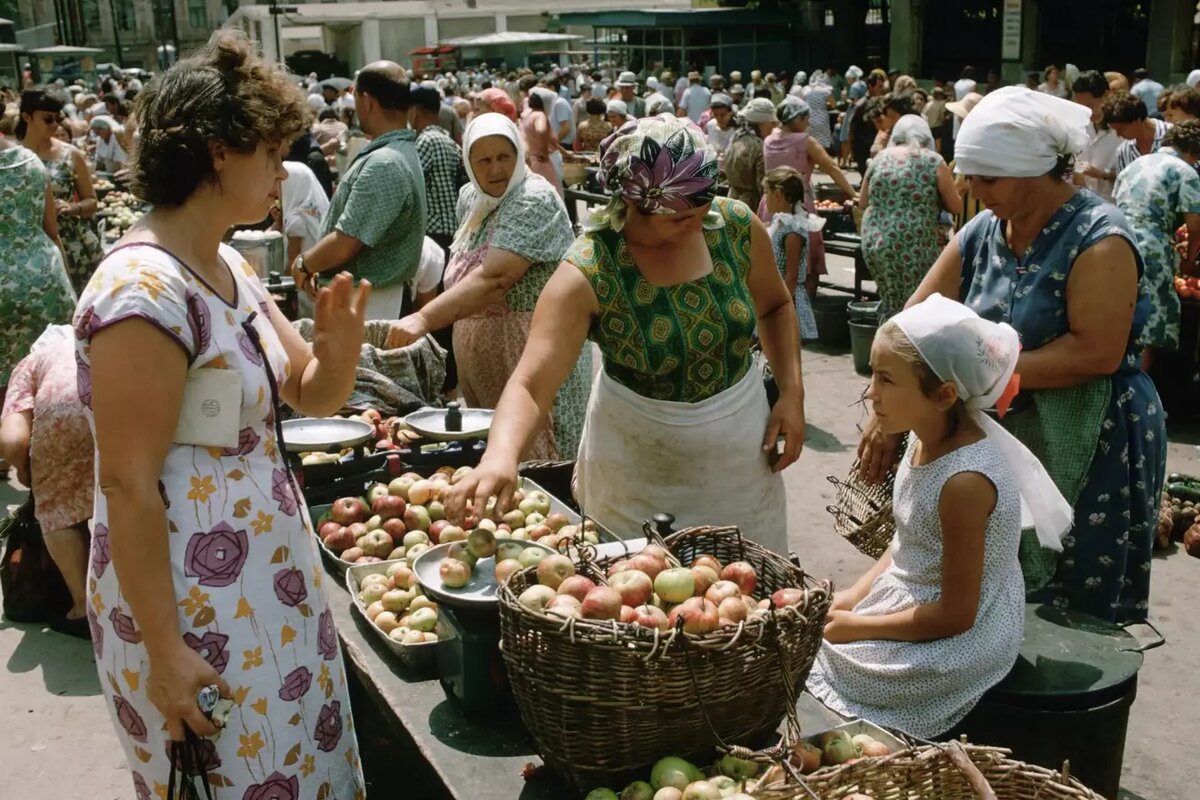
[324,540,847,799]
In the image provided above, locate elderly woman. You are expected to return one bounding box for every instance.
[860,87,1166,624]
[18,88,103,293]
[605,99,630,129]
[74,31,368,797]
[758,96,858,296]
[1114,120,1200,365]
[387,113,591,460]
[859,115,960,316]
[724,97,778,210]
[88,114,127,172]
[446,115,807,553]
[704,93,737,159]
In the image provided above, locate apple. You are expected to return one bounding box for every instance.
[387,563,416,590]
[387,546,406,560]
[690,565,719,597]
[631,604,669,631]
[620,781,654,800]
[406,479,435,505]
[718,596,748,624]
[518,584,556,612]
[651,757,703,791]
[772,588,806,608]
[404,543,429,566]
[447,542,477,568]
[331,496,369,525]
[428,471,451,486]
[356,556,382,564]
[366,530,396,558]
[429,519,449,541]
[318,520,342,541]
[340,546,364,562]
[403,505,432,533]
[518,497,539,517]
[359,582,387,604]
[526,491,551,516]
[682,781,720,800]
[628,553,666,580]
[619,605,637,624]
[641,544,670,561]
[691,554,722,574]
[439,558,472,589]
[557,575,597,602]
[388,476,415,500]
[381,588,414,612]
[544,512,570,532]
[365,514,383,532]
[510,529,530,541]
[324,525,355,551]
[518,547,546,567]
[653,791,683,800]
[494,558,522,583]
[365,600,385,621]
[375,611,400,633]
[546,594,581,618]
[409,595,436,612]
[399,530,427,550]
[580,586,622,620]
[347,521,369,539]
[361,409,382,425]
[654,568,695,604]
[372,494,407,521]
[609,569,653,607]
[360,573,388,589]
[381,515,410,546]
[408,607,438,632]
[440,525,467,543]
[719,753,761,781]
[720,562,757,595]
[427,500,446,521]
[668,597,719,635]
[451,466,473,484]
[476,518,497,533]
[527,524,552,541]
[467,528,497,559]
[496,541,525,563]
[607,559,630,577]
[536,554,575,589]
[501,509,526,529]
[705,580,741,604]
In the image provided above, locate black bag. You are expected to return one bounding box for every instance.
[0,497,71,623]
[166,732,215,800]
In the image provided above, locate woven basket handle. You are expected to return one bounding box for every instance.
[937,741,997,800]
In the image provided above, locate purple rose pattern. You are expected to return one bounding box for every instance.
[258,299,271,317]
[75,303,98,340]
[278,666,313,702]
[108,607,142,644]
[183,523,248,587]
[313,700,343,752]
[182,630,230,674]
[242,772,299,800]
[237,329,264,366]
[75,350,92,408]
[273,568,307,607]
[113,694,148,742]
[222,427,261,457]
[317,608,337,661]
[165,736,221,772]
[91,522,110,578]
[185,289,211,353]
[271,468,299,516]
[87,606,103,660]
[132,772,151,800]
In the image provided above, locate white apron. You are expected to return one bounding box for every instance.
[574,366,789,555]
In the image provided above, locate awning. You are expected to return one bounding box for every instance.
[438,32,582,48]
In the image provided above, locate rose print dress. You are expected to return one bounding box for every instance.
[74,243,364,800]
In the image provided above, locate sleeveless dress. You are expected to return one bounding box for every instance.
[807,438,1025,738]
[958,192,1166,623]
[566,196,788,552]
[445,174,591,460]
[766,212,819,340]
[860,147,944,316]
[45,148,104,293]
[0,145,75,387]
[758,129,828,276]
[74,244,365,800]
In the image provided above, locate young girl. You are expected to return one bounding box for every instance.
[806,294,1071,737]
[762,166,822,341]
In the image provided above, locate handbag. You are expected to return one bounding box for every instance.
[166,731,215,800]
[0,496,72,623]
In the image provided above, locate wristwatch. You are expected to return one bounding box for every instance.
[294,254,311,280]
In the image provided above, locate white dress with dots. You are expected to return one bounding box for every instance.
[807,437,1025,738]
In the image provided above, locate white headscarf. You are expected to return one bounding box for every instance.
[451,112,527,256]
[889,114,936,150]
[1188,69,1200,88]
[890,294,1073,550]
[954,86,1090,178]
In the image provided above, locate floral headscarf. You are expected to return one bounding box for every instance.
[587,114,719,232]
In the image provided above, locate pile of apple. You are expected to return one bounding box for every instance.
[344,408,422,453]
[515,546,808,633]
[582,754,763,800]
[771,730,891,778]
[357,562,441,646]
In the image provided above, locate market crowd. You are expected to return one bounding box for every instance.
[0,28,1190,798]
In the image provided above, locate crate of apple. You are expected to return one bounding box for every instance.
[349,560,443,671]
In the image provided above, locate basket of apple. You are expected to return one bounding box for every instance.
[496,524,833,792]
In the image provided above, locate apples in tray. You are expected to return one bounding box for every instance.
[356,562,440,645]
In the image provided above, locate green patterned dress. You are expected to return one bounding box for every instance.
[0,145,75,387]
[45,149,104,294]
[565,195,757,402]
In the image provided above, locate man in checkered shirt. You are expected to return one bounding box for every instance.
[411,86,465,255]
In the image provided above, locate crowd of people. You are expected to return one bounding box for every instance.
[0,28,1190,798]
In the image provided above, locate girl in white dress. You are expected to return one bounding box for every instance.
[807,294,1072,737]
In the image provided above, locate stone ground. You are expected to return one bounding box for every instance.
[1,255,1197,799]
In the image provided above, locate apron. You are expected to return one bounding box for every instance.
[575,366,788,555]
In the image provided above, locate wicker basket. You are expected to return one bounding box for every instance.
[826,457,897,560]
[751,741,1103,800]
[497,524,833,791]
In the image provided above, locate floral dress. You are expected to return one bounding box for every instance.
[45,149,104,293]
[1113,147,1200,350]
[767,212,819,340]
[74,243,364,800]
[958,191,1166,623]
[446,174,592,460]
[0,145,75,387]
[861,147,944,316]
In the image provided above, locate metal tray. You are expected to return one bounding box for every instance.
[404,406,493,442]
[346,562,449,674]
[804,719,909,754]
[413,539,556,609]
[282,417,374,453]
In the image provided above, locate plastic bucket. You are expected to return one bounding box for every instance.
[848,317,878,376]
[847,300,881,319]
[812,295,851,349]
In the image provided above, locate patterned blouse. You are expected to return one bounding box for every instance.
[566,196,757,403]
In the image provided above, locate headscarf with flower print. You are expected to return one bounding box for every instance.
[586,113,719,232]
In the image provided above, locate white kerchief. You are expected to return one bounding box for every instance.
[954,86,1090,178]
[451,113,528,256]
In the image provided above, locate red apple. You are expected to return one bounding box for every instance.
[690,565,719,597]
[641,544,671,562]
[628,553,666,580]
[387,563,416,590]
[609,569,653,607]
[403,505,431,533]
[361,408,382,425]
[536,554,576,590]
[668,597,720,635]
[318,521,341,541]
[494,558,522,583]
[721,562,758,596]
[439,558,472,589]
[428,519,448,544]
[632,604,669,631]
[620,605,637,624]
[546,594,582,618]
[527,524,552,541]
[581,586,623,620]
[324,527,355,553]
[557,575,597,602]
[606,559,631,577]
[718,596,748,624]
[330,496,369,525]
[705,580,741,604]
[408,479,436,505]
[772,588,806,608]
[692,554,723,574]
[380,518,407,547]
[544,511,570,532]
[372,494,407,521]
